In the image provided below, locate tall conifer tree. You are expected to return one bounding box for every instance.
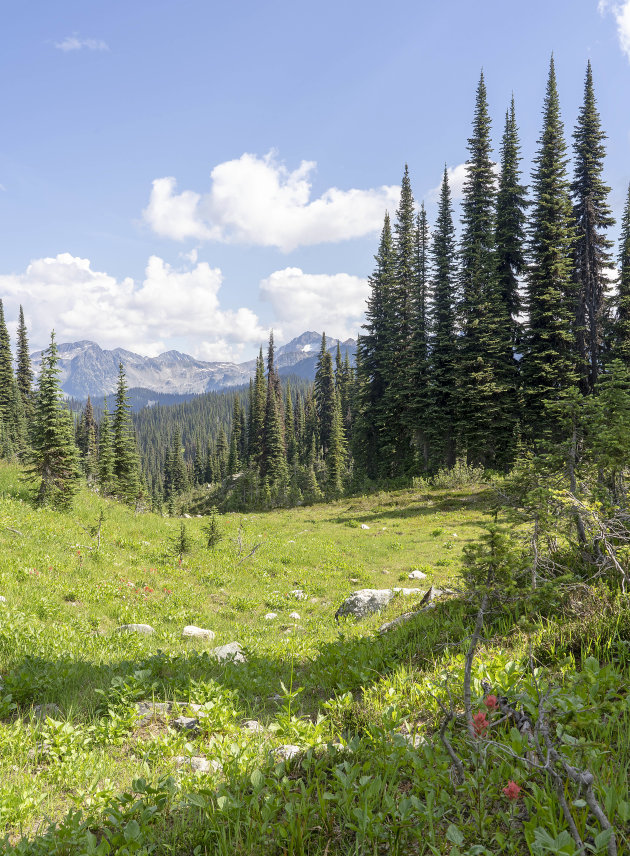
[112,363,140,502]
[428,168,459,467]
[409,204,431,468]
[16,306,34,416]
[25,331,80,508]
[523,57,578,434]
[355,213,395,477]
[612,183,630,365]
[314,333,336,456]
[571,60,614,392]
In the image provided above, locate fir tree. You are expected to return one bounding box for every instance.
[571,61,615,392]
[227,397,242,475]
[523,57,578,435]
[428,167,459,467]
[285,381,297,467]
[165,429,188,496]
[0,300,16,453]
[261,374,288,492]
[24,331,81,509]
[112,363,140,502]
[215,428,229,479]
[613,183,630,364]
[249,348,266,463]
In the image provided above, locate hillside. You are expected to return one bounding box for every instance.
[0,463,628,854]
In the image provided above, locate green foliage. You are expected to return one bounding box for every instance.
[202,507,222,549]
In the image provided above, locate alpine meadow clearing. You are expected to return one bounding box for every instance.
[0,461,629,855]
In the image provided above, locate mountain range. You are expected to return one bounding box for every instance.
[31,332,357,400]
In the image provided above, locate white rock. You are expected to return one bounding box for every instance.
[243,719,264,733]
[182,625,216,640]
[265,612,278,620]
[335,589,395,620]
[288,612,301,620]
[212,641,246,663]
[116,623,154,634]
[289,589,307,600]
[183,514,192,519]
[174,755,221,773]
[408,570,427,580]
[392,587,423,596]
[274,744,301,761]
[360,524,370,530]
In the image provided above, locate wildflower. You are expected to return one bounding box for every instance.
[473,711,488,735]
[484,694,499,711]
[502,781,522,800]
[144,586,153,593]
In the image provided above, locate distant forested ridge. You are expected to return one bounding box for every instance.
[2,58,630,513]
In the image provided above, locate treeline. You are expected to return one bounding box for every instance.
[3,57,630,515]
[354,58,630,478]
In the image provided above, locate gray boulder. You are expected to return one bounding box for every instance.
[335,587,424,620]
[172,715,199,733]
[274,744,301,761]
[182,625,215,640]
[212,641,246,663]
[408,570,427,580]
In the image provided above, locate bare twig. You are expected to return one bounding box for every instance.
[3,526,23,537]
[236,542,261,567]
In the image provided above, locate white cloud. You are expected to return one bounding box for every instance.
[598,1,630,60]
[428,163,468,202]
[143,152,400,252]
[54,35,109,52]
[260,267,368,341]
[0,253,267,362]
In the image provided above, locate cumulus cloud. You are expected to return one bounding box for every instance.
[260,267,369,341]
[598,1,630,59]
[0,253,267,362]
[54,35,109,52]
[143,152,400,252]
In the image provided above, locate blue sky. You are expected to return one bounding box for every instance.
[1,0,629,361]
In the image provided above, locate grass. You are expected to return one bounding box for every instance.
[0,461,629,855]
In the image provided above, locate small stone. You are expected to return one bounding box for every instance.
[349,578,359,583]
[212,641,246,663]
[360,524,370,530]
[289,589,307,600]
[182,625,216,640]
[183,514,192,519]
[274,744,301,761]
[243,719,264,733]
[32,703,63,721]
[174,755,220,773]
[172,716,199,732]
[287,539,296,543]
[116,623,154,634]
[288,612,300,620]
[265,612,278,620]
[408,570,427,580]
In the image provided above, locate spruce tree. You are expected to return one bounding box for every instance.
[284,381,297,467]
[16,305,34,417]
[428,168,459,467]
[355,213,395,477]
[458,71,514,467]
[98,398,114,491]
[523,57,578,435]
[261,374,288,494]
[249,348,266,463]
[0,300,16,453]
[495,98,528,353]
[314,333,335,455]
[216,428,229,480]
[409,203,431,468]
[24,331,81,508]
[325,389,347,498]
[613,183,630,364]
[77,396,98,480]
[227,397,242,474]
[571,60,614,392]
[112,363,140,502]
[382,165,416,476]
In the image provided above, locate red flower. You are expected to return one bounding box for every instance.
[473,711,488,735]
[502,781,522,801]
[484,694,499,711]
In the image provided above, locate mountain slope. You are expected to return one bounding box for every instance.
[30,332,356,399]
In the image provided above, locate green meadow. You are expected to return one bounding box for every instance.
[0,462,628,855]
